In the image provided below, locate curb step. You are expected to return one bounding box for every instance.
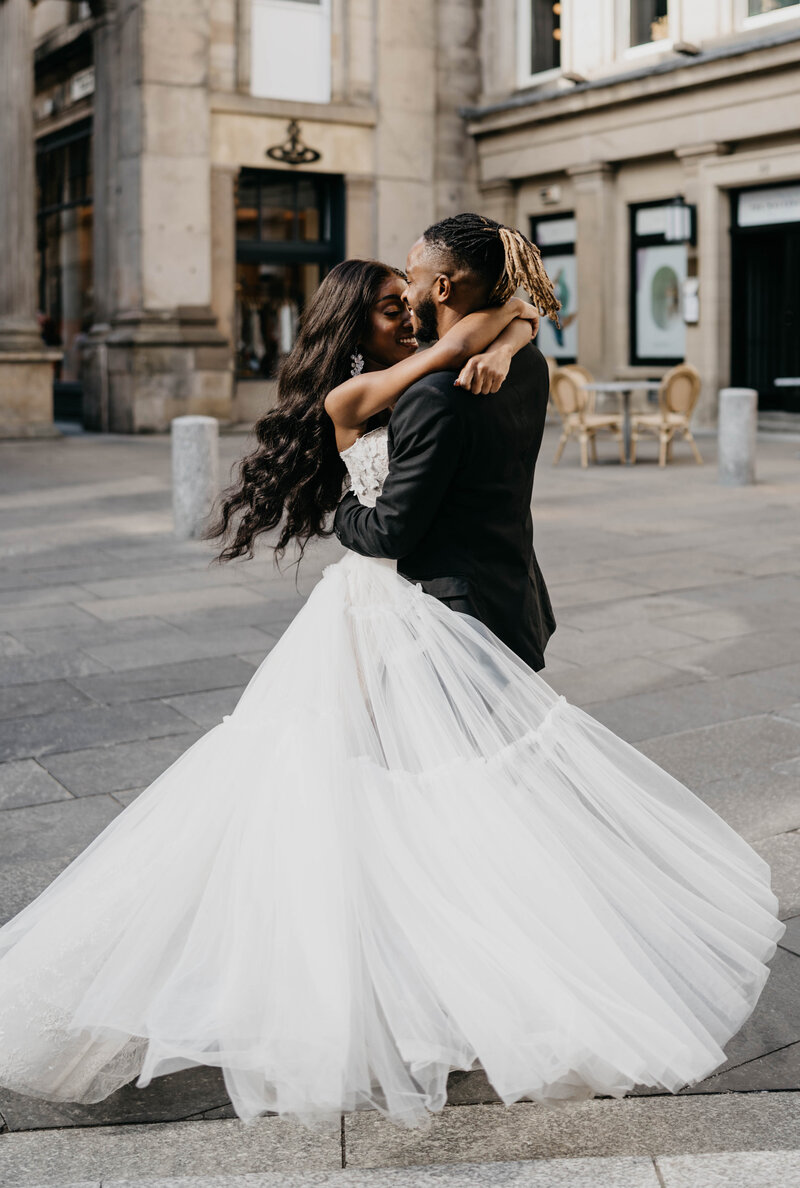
[1,1095,799,1187]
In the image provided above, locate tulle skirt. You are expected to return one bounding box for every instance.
[0,552,784,1129]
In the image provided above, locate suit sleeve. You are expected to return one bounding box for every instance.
[334,380,463,560]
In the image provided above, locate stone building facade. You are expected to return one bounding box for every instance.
[3,0,799,435]
[473,0,800,425]
[5,0,481,435]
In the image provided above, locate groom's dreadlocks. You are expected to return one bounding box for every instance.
[422,213,561,327]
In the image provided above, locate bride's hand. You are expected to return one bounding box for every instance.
[455,348,513,395]
[455,312,537,394]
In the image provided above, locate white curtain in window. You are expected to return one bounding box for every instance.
[251,0,331,104]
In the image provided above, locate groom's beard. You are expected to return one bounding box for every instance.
[413,295,439,343]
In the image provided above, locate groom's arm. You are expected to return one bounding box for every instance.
[334,380,463,560]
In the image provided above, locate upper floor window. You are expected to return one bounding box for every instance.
[251,0,331,104]
[518,1,561,85]
[747,0,800,15]
[631,0,669,47]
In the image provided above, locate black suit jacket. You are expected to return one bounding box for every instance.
[333,342,555,670]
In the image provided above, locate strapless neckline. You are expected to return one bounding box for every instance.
[339,425,388,458]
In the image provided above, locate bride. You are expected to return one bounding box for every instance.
[0,256,784,1132]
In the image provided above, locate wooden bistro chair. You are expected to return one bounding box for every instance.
[550,367,626,468]
[630,363,703,467]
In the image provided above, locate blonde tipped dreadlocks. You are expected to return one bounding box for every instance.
[422,213,562,328]
[491,226,561,327]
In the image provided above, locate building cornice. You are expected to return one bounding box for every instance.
[210,92,377,128]
[465,25,800,136]
[34,16,92,65]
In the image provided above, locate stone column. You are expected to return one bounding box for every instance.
[567,161,616,380]
[433,0,480,219]
[345,175,377,258]
[676,142,729,429]
[0,0,60,437]
[478,180,517,228]
[83,0,233,432]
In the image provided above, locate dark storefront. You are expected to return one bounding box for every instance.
[731,183,800,413]
[36,118,94,421]
[235,169,345,382]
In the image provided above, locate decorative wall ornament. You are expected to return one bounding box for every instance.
[266,121,322,167]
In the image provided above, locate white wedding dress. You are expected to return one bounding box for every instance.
[0,426,784,1129]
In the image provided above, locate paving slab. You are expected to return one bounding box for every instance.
[342,1094,800,1168]
[657,1149,800,1187]
[638,715,800,789]
[690,767,800,842]
[68,657,257,707]
[752,830,800,919]
[780,915,800,957]
[685,1039,800,1093]
[38,733,204,797]
[543,657,697,709]
[0,700,196,763]
[83,627,272,674]
[0,1067,231,1132]
[0,651,110,689]
[657,607,766,642]
[0,759,71,810]
[162,688,243,729]
[77,585,268,624]
[0,634,29,658]
[0,583,96,609]
[109,1158,661,1186]
[0,855,85,926]
[0,680,94,722]
[652,629,800,680]
[544,577,655,609]
[585,676,789,744]
[543,621,699,668]
[689,947,800,1076]
[0,604,99,633]
[0,1116,341,1186]
[10,617,177,659]
[1,428,799,1158]
[0,795,121,866]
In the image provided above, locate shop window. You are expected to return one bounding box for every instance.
[730,184,800,413]
[36,119,94,411]
[748,0,799,13]
[630,0,669,47]
[629,201,690,366]
[235,169,344,381]
[251,0,331,103]
[518,1,561,83]
[530,214,576,363]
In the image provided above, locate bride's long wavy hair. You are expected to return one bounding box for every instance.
[207,259,404,564]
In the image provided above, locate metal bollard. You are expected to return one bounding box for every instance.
[171,415,220,539]
[718,388,757,487]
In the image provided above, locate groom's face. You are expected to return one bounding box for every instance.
[403,240,442,342]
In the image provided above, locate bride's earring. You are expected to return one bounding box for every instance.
[350,350,365,377]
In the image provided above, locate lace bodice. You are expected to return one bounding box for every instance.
[340,426,389,507]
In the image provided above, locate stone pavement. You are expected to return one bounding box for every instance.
[0,424,799,1185]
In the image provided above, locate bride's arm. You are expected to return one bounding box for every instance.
[455,316,535,395]
[325,298,535,432]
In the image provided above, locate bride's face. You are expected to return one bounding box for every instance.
[360,277,418,368]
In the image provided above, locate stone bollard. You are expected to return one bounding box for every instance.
[718,388,757,487]
[171,415,220,539]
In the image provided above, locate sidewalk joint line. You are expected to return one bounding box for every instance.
[340,1113,346,1168]
[652,1156,668,1188]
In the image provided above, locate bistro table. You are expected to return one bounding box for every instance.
[579,380,663,465]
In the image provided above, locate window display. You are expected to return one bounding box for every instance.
[235,169,344,380]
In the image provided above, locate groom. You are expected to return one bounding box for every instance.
[333,213,556,671]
